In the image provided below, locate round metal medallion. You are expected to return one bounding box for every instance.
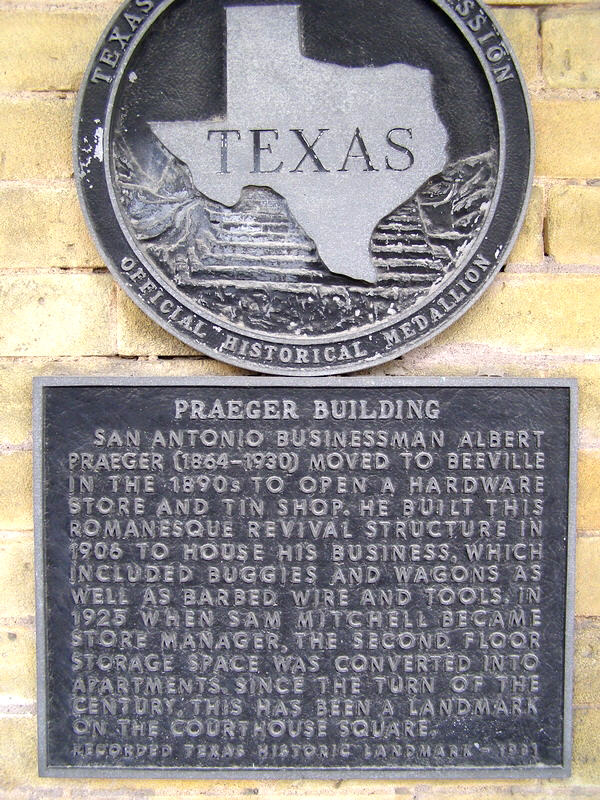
[75,0,533,375]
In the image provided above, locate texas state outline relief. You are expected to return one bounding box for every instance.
[151,3,448,283]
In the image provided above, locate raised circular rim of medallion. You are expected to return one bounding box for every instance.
[74,0,534,375]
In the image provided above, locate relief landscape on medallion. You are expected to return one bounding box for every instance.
[113,136,497,336]
[110,1,498,337]
[74,0,532,373]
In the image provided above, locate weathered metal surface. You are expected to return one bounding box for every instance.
[74,0,533,373]
[35,377,575,778]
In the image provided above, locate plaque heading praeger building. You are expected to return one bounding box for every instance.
[34,377,576,778]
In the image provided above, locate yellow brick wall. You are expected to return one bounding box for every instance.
[0,0,598,798]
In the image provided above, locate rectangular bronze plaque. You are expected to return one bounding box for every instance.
[34,377,576,779]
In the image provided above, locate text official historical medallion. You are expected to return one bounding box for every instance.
[35,378,575,778]
[75,0,533,374]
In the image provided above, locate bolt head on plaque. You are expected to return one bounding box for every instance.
[75,0,533,374]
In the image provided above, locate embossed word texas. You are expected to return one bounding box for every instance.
[152,3,448,282]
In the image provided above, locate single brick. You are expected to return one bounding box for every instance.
[413,788,546,800]
[0,360,34,446]
[494,8,539,86]
[125,780,399,800]
[542,10,600,89]
[572,707,600,784]
[574,618,600,707]
[0,715,37,790]
[0,452,33,530]
[578,450,600,531]
[0,626,35,700]
[576,536,600,617]
[0,273,116,357]
[540,789,600,799]
[0,95,74,181]
[546,185,600,266]
[578,451,600,531]
[438,275,600,356]
[0,538,34,620]
[0,10,106,91]
[533,99,600,179]
[0,356,241,447]
[571,364,600,447]
[145,783,399,800]
[117,289,198,357]
[506,185,544,266]
[0,184,102,269]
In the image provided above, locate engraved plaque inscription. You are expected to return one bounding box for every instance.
[35,378,576,778]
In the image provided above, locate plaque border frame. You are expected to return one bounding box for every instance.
[34,376,577,779]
